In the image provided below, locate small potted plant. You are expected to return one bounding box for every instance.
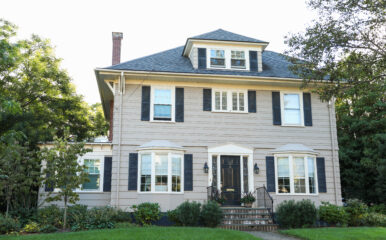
[213,190,226,206]
[240,192,256,208]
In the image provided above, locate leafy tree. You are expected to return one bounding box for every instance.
[41,133,92,230]
[285,0,385,203]
[88,103,109,138]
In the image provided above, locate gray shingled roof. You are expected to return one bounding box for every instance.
[189,29,268,43]
[104,46,300,79]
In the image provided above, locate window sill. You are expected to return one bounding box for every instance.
[276,193,319,196]
[137,192,184,195]
[211,110,248,114]
[150,120,176,124]
[280,124,306,128]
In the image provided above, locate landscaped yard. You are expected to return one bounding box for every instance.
[0,227,260,240]
[280,227,386,240]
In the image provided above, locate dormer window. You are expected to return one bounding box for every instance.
[210,50,225,68]
[231,51,246,69]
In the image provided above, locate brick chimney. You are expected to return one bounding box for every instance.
[112,32,123,65]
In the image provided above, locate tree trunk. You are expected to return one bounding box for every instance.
[5,197,10,217]
[63,195,67,230]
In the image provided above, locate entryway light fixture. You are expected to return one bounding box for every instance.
[204,162,209,173]
[254,163,259,174]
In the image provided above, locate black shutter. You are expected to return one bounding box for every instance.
[184,154,193,191]
[249,51,258,71]
[175,88,184,122]
[317,157,327,193]
[44,173,53,192]
[203,89,212,111]
[303,93,313,126]
[198,48,206,69]
[128,153,138,190]
[248,90,256,113]
[266,156,276,192]
[272,92,282,125]
[103,156,112,192]
[141,86,150,121]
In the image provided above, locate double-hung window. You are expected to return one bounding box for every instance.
[231,51,246,69]
[213,89,247,113]
[82,159,102,191]
[151,87,174,121]
[281,93,303,126]
[139,152,183,193]
[275,154,317,195]
[210,50,225,68]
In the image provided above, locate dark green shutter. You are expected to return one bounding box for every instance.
[272,92,281,125]
[141,86,150,121]
[248,90,256,113]
[249,51,258,71]
[175,88,184,122]
[203,89,212,111]
[266,156,275,192]
[317,157,327,193]
[198,48,206,69]
[184,154,193,191]
[103,156,112,192]
[303,93,312,126]
[128,153,138,190]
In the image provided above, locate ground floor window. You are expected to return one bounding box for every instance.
[139,151,183,193]
[275,154,317,195]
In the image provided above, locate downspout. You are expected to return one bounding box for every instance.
[328,97,339,204]
[115,72,124,208]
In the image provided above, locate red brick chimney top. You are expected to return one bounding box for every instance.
[112,32,123,65]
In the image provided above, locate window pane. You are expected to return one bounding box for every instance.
[284,109,301,124]
[83,159,100,190]
[172,156,181,192]
[83,174,99,190]
[284,94,300,109]
[293,157,306,193]
[239,93,244,111]
[155,155,168,192]
[308,157,316,194]
[84,159,100,174]
[154,105,171,119]
[210,58,225,66]
[154,89,171,104]
[222,92,227,110]
[215,92,220,110]
[210,50,225,67]
[141,154,151,192]
[211,50,224,58]
[232,92,238,111]
[277,157,290,193]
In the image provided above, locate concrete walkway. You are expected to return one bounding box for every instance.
[247,231,300,240]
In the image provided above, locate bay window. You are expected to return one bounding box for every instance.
[275,154,318,195]
[139,151,183,193]
[213,89,247,113]
[281,93,303,126]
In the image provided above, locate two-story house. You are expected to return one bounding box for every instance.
[42,29,342,216]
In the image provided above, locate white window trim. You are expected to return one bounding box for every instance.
[211,89,248,113]
[280,91,304,127]
[230,50,247,69]
[77,157,104,193]
[138,149,184,194]
[150,85,175,122]
[207,48,250,71]
[274,153,318,196]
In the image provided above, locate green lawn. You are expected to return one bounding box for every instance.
[0,227,260,240]
[280,227,386,240]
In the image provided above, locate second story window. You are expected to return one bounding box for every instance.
[213,89,247,113]
[152,87,174,121]
[210,49,225,68]
[282,93,303,126]
[231,51,246,69]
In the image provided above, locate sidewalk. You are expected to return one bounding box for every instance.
[247,231,300,240]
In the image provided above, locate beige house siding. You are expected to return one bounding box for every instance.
[109,82,342,211]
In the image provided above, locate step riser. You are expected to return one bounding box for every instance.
[223,220,273,225]
[219,224,278,232]
[223,214,270,219]
[222,210,270,214]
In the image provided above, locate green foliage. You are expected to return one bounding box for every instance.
[21,221,40,233]
[132,203,160,226]
[345,199,368,226]
[112,209,132,223]
[369,204,386,215]
[88,103,109,138]
[200,201,224,228]
[318,202,348,226]
[363,212,386,227]
[84,206,116,230]
[67,204,88,231]
[0,214,20,234]
[285,0,386,205]
[37,205,63,229]
[240,192,256,204]
[39,224,58,233]
[276,200,317,228]
[168,201,201,226]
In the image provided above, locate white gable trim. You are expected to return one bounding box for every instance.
[208,143,253,155]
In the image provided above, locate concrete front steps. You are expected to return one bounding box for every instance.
[219,207,278,232]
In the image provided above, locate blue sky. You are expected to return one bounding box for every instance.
[1,0,316,103]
